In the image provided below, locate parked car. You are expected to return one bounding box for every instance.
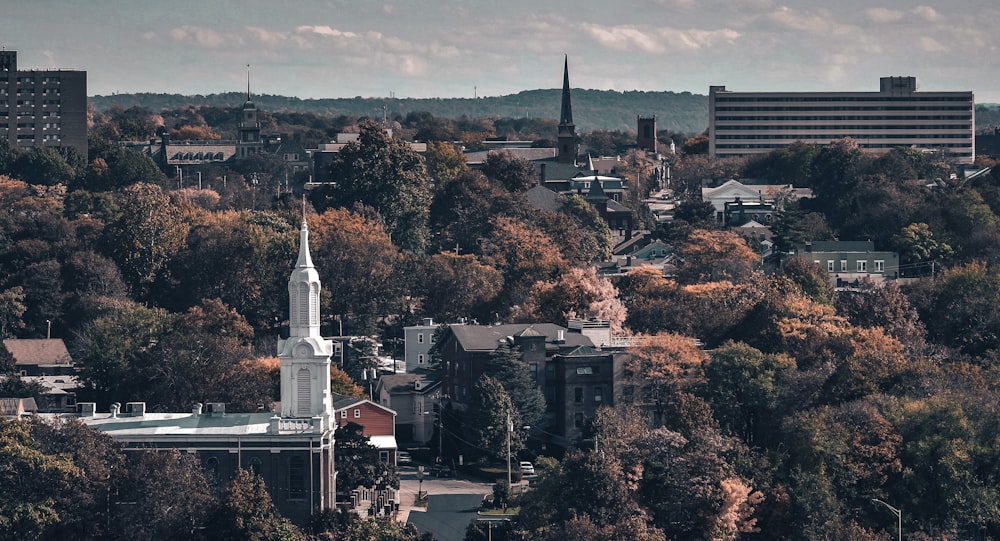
[434,465,453,477]
[519,461,535,476]
[397,451,412,466]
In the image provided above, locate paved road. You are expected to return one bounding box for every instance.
[396,466,492,541]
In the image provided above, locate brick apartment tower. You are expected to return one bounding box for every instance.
[0,50,87,157]
[557,55,577,164]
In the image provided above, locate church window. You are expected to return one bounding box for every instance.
[309,284,320,325]
[296,283,309,327]
[288,456,305,500]
[296,368,311,416]
[248,457,262,475]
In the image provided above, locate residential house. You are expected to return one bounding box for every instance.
[3,338,75,376]
[791,241,900,288]
[332,392,398,465]
[547,346,626,444]
[403,318,439,372]
[374,372,441,446]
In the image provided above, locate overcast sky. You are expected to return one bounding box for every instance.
[6,0,1000,102]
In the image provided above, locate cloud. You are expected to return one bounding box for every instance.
[913,5,941,21]
[920,36,949,52]
[295,25,361,39]
[767,6,836,34]
[581,23,740,53]
[866,8,904,23]
[169,26,226,48]
[582,24,665,53]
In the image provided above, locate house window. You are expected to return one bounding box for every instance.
[574,412,584,428]
[417,333,424,344]
[814,260,820,266]
[576,366,593,375]
[875,260,884,272]
[827,260,834,272]
[530,363,538,382]
[288,457,305,500]
[840,260,847,272]
[341,410,347,419]
[379,451,390,463]
[418,354,425,364]
[354,409,361,418]
[574,387,583,404]
[594,387,603,403]
[857,260,867,272]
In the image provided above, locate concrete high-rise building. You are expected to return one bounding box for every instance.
[709,77,974,164]
[0,50,87,157]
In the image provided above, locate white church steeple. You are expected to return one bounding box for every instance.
[278,212,334,419]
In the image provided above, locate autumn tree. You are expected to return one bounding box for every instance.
[675,229,759,284]
[311,120,432,250]
[464,375,523,463]
[624,332,708,420]
[512,266,626,331]
[309,207,402,335]
[480,216,568,309]
[413,251,503,323]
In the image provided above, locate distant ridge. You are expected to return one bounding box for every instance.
[89,91,1000,135]
[90,89,711,134]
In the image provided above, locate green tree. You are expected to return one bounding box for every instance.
[465,375,522,462]
[208,469,303,541]
[0,287,26,338]
[702,341,795,446]
[484,342,547,432]
[891,222,952,266]
[103,183,187,300]
[10,147,81,186]
[111,449,215,541]
[482,151,537,193]
[424,141,468,185]
[312,120,432,250]
[81,147,166,191]
[334,422,399,492]
[0,419,80,541]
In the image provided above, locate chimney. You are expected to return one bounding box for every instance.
[192,403,203,415]
[269,415,281,434]
[207,403,226,417]
[557,330,565,343]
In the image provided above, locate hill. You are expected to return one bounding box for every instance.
[89,89,711,134]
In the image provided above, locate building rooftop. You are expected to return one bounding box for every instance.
[3,339,73,367]
[449,323,593,352]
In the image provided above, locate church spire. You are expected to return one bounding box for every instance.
[246,63,252,102]
[560,55,573,126]
[557,55,578,164]
[288,218,320,338]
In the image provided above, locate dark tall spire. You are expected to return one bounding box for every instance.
[557,55,578,164]
[560,55,573,125]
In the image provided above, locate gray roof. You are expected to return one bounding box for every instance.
[84,411,276,437]
[524,185,562,212]
[448,323,593,352]
[377,373,441,395]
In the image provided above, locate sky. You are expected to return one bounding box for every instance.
[6,0,1000,102]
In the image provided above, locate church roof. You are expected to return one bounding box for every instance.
[560,55,573,126]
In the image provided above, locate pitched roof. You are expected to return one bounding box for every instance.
[448,323,593,352]
[524,185,562,212]
[376,373,441,395]
[0,397,38,416]
[3,339,72,366]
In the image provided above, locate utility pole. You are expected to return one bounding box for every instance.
[872,498,901,541]
[506,411,512,489]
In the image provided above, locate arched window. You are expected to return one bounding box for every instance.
[205,456,220,486]
[288,456,305,500]
[248,457,263,476]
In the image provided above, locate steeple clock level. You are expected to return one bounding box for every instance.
[278,218,334,419]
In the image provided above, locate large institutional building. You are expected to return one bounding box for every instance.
[0,50,87,157]
[708,77,975,164]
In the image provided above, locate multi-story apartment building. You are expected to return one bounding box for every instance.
[709,77,974,164]
[0,50,87,157]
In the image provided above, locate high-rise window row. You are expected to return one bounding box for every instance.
[709,77,975,164]
[0,51,86,156]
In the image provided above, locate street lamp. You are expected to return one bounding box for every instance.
[871,498,901,541]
